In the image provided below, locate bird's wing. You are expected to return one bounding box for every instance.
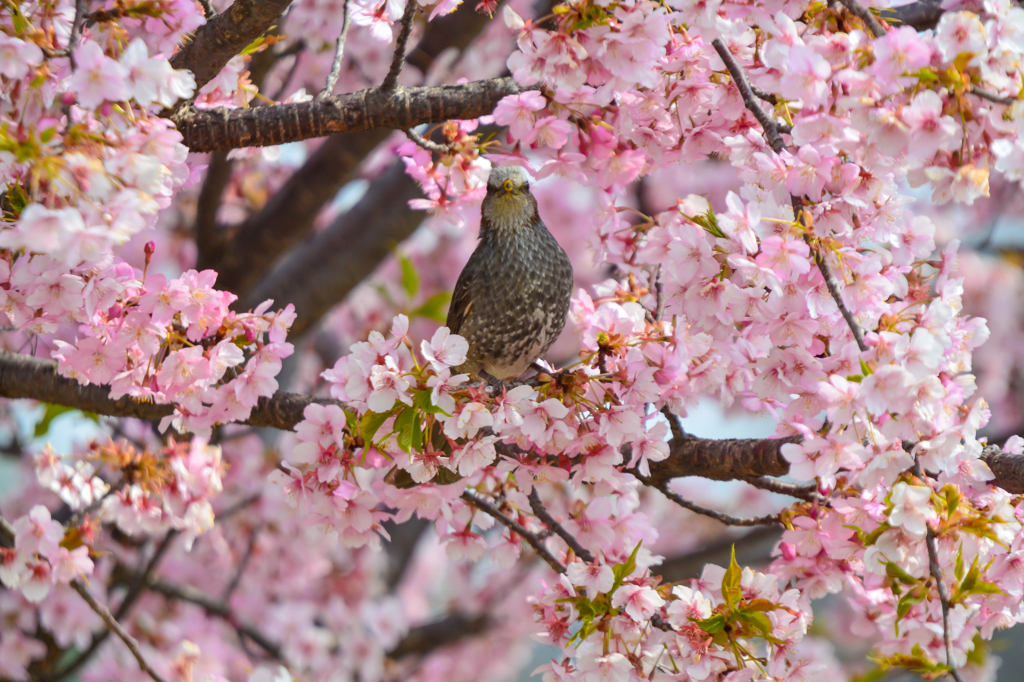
[445,251,479,334]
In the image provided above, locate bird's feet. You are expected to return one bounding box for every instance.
[529,362,576,387]
[478,370,527,396]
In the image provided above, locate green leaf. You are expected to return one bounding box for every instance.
[955,545,965,583]
[393,407,416,453]
[398,252,420,300]
[944,486,959,517]
[844,374,864,383]
[885,561,918,586]
[722,545,742,609]
[411,415,424,453]
[34,404,98,439]
[413,388,451,416]
[859,358,873,376]
[895,589,926,635]
[360,408,395,444]
[610,541,643,593]
[694,614,726,635]
[410,291,452,323]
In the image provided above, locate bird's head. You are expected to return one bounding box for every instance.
[481,166,538,233]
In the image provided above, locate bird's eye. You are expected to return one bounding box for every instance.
[503,179,515,193]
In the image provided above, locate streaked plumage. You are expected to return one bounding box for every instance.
[446,166,573,383]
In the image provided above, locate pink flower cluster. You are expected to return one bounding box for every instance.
[0,506,93,604]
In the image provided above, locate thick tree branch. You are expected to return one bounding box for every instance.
[879,0,942,30]
[173,77,524,152]
[241,162,426,333]
[388,613,490,659]
[169,0,293,98]
[201,130,389,295]
[4,350,1023,494]
[0,350,339,431]
[201,6,501,297]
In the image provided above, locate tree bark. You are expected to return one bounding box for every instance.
[173,78,524,152]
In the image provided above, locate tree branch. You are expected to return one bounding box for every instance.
[200,130,389,295]
[194,151,233,262]
[240,161,426,332]
[879,0,942,30]
[633,471,781,527]
[462,491,566,573]
[711,37,869,353]
[0,350,339,431]
[172,77,524,152]
[528,488,595,562]
[381,0,418,92]
[837,0,886,38]
[318,0,352,100]
[4,350,1023,495]
[70,580,169,682]
[168,0,293,99]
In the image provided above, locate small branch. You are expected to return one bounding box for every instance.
[144,577,283,659]
[462,491,566,573]
[744,476,818,501]
[912,460,965,682]
[198,0,216,18]
[67,0,89,67]
[0,515,14,545]
[388,613,490,659]
[807,235,868,352]
[633,471,781,527]
[381,0,418,92]
[527,488,595,563]
[711,39,786,155]
[969,85,1018,106]
[660,405,688,443]
[223,526,260,600]
[652,264,665,322]
[70,580,169,682]
[837,0,887,38]
[749,85,777,105]
[713,38,868,353]
[406,127,454,154]
[318,0,351,100]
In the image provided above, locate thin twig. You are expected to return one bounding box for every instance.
[271,41,307,101]
[711,39,786,155]
[912,459,966,682]
[712,37,868,353]
[215,493,262,520]
[0,515,14,545]
[527,488,595,563]
[70,580,169,682]
[749,85,777,105]
[198,0,217,18]
[462,491,566,573]
[633,472,781,527]
[381,0,417,92]
[660,405,689,443]
[405,127,454,154]
[48,530,178,682]
[744,476,818,501]
[969,85,1018,106]
[318,0,351,100]
[652,264,665,322]
[837,0,887,37]
[807,234,868,352]
[66,0,89,68]
[223,526,260,600]
[145,577,283,659]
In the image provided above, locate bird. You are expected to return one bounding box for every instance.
[383,166,573,489]
[446,165,574,387]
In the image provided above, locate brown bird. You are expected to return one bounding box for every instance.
[446,165,574,386]
[384,166,573,489]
